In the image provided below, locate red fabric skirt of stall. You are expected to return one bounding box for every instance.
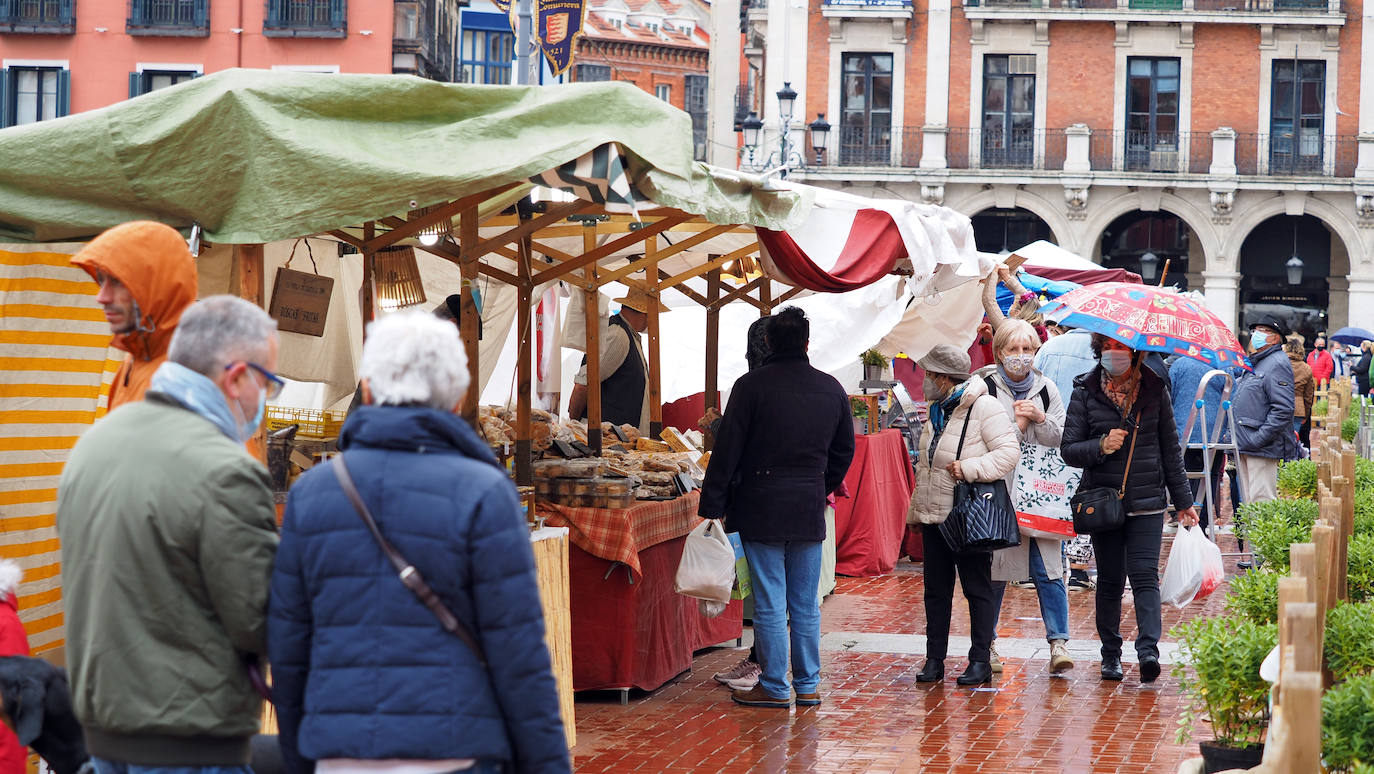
[831,429,916,577]
[568,535,743,692]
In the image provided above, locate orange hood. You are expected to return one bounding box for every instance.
[71,221,198,361]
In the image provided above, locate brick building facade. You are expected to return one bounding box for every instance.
[740,0,1374,337]
[572,0,711,158]
[0,0,462,123]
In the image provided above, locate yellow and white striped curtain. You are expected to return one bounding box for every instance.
[0,245,121,655]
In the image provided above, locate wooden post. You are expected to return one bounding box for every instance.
[1281,672,1324,774]
[232,244,267,463]
[703,265,721,451]
[1288,602,1321,673]
[645,235,663,438]
[1341,448,1357,601]
[361,223,376,329]
[515,232,535,486]
[1277,576,1308,659]
[459,207,481,426]
[583,227,602,456]
[759,277,772,315]
[1291,543,1318,608]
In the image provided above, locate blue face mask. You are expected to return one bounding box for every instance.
[1250,330,1272,351]
[1101,350,1132,376]
[229,380,266,443]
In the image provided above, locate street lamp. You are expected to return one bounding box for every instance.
[1286,254,1304,286]
[739,82,821,177]
[1139,251,1159,283]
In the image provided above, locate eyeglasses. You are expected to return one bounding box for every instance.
[226,361,285,400]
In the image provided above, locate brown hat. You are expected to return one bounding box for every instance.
[614,286,666,314]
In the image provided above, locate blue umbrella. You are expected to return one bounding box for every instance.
[1330,327,1374,346]
[994,272,1080,313]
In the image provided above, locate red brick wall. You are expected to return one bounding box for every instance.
[1191,25,1261,134]
[805,0,830,125]
[574,41,708,112]
[1045,22,1115,130]
[949,3,973,130]
[1338,0,1363,137]
[904,4,926,144]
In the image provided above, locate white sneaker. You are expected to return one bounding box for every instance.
[726,662,762,690]
[713,657,757,684]
[989,644,1004,674]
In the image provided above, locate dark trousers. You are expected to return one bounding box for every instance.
[1089,511,1165,660]
[922,524,1000,663]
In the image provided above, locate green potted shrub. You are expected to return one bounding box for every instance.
[1277,459,1318,499]
[1323,672,1374,772]
[1173,615,1277,773]
[1326,601,1374,682]
[860,349,889,382]
[849,396,870,435]
[1236,498,1319,571]
[1224,569,1281,625]
[1349,534,1374,603]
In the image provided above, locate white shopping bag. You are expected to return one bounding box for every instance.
[675,520,735,606]
[1012,442,1081,540]
[1161,526,1224,608]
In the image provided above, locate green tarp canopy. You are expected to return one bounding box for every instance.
[0,68,808,244]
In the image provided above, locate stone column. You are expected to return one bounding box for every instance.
[1346,277,1374,330]
[1328,276,1350,331]
[919,0,951,169]
[1202,270,1241,331]
[1063,124,1091,173]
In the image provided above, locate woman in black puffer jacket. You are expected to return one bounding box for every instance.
[1060,334,1198,686]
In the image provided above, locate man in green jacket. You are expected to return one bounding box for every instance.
[58,295,281,770]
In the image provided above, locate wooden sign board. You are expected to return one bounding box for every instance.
[269,268,333,337]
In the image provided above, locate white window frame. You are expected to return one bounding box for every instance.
[269,64,341,74]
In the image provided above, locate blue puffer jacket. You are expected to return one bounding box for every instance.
[268,405,570,774]
[1232,343,1297,460]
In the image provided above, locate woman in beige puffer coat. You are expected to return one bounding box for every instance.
[908,344,1020,686]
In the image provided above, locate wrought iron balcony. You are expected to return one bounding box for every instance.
[1234,132,1357,177]
[127,0,209,35]
[0,0,74,33]
[263,0,346,38]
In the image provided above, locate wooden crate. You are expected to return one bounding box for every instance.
[532,527,577,748]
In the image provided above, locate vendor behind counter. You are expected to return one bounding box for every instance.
[568,287,664,436]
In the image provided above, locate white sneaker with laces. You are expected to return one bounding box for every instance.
[726,662,762,690]
[714,657,757,684]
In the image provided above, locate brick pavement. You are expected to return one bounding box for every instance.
[569,532,1239,773]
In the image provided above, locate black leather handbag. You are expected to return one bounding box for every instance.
[938,411,1020,554]
[1069,406,1141,536]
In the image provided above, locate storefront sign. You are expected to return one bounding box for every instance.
[268,268,333,337]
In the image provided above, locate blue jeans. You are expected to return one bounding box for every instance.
[742,539,822,698]
[1029,544,1070,642]
[92,761,253,774]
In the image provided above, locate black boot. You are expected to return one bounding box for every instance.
[956,661,993,686]
[915,659,944,683]
[1101,656,1124,681]
[1139,655,1161,683]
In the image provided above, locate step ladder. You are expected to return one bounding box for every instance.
[1178,369,1249,558]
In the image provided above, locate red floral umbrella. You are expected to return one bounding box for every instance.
[1039,282,1250,370]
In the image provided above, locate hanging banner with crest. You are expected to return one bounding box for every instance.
[487,0,588,78]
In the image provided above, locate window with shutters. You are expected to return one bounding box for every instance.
[1270,60,1325,174]
[981,54,1035,168]
[1125,57,1180,171]
[840,52,893,166]
[127,0,209,35]
[1,66,69,128]
[129,69,200,98]
[263,0,346,38]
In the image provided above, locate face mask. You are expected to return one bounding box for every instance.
[924,376,944,401]
[229,379,266,444]
[1250,330,1272,351]
[1101,351,1132,376]
[1002,354,1035,378]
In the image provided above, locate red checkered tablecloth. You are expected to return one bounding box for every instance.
[538,491,701,581]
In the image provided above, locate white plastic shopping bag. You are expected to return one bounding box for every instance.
[675,519,735,606]
[1161,526,1224,608]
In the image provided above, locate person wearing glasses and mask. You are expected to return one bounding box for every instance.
[1232,315,1298,503]
[1060,335,1197,684]
[57,296,282,770]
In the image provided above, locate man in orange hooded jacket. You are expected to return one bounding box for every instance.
[71,222,198,412]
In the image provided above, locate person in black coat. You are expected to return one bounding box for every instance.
[699,307,855,708]
[1060,334,1197,685]
[1357,341,1373,397]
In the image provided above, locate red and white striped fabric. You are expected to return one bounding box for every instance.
[757,186,986,294]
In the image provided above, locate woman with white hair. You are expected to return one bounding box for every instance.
[268,311,570,774]
[977,318,1073,676]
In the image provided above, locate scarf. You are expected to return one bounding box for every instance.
[1100,368,1140,414]
[998,366,1036,400]
[149,361,241,441]
[926,384,966,461]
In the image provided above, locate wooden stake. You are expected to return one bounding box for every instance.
[704,265,721,451]
[583,227,602,456]
[232,243,266,463]
[459,208,481,425]
[1291,543,1318,609]
[361,222,376,333]
[645,234,663,438]
[1280,672,1324,774]
[515,231,534,486]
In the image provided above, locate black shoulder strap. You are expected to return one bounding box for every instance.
[983,375,998,398]
[954,399,975,461]
[1038,386,1050,411]
[331,457,488,666]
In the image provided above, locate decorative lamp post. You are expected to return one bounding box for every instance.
[809,113,831,165]
[1139,250,1159,283]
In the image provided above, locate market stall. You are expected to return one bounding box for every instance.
[0,70,988,711]
[832,429,916,577]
